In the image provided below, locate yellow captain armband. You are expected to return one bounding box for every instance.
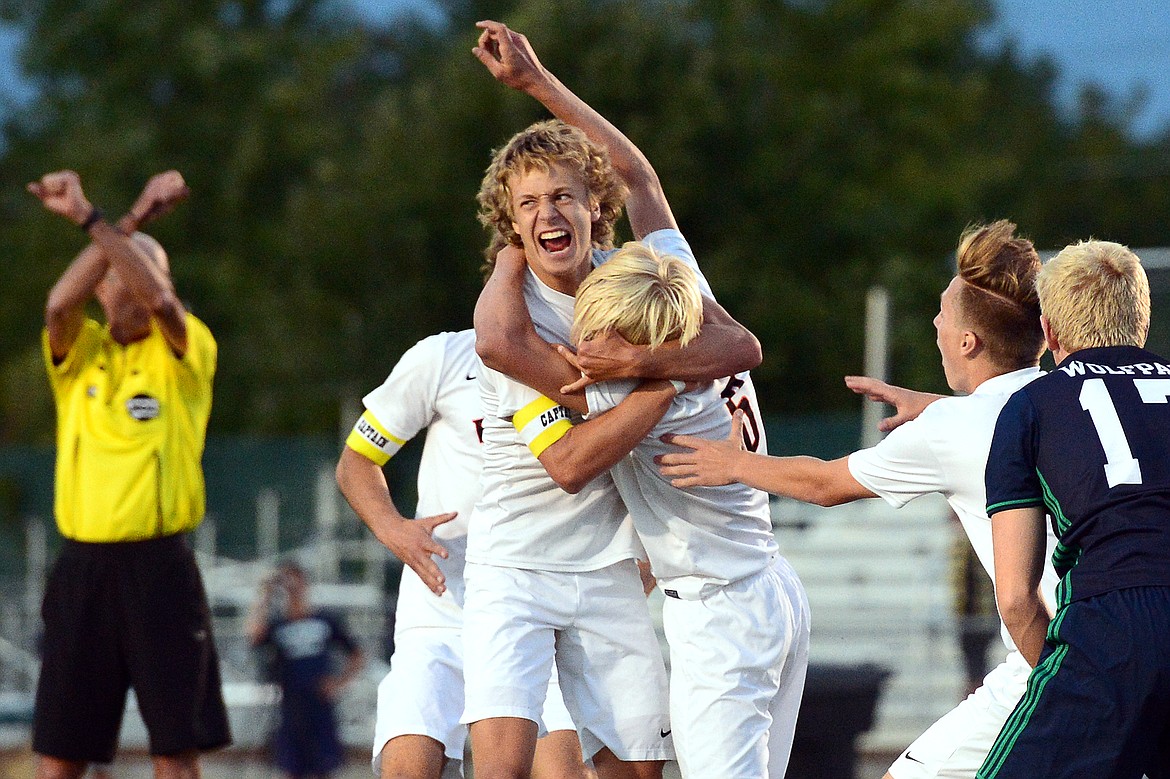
[513,396,573,457]
[346,411,406,466]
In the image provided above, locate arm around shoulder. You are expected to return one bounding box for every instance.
[630,296,761,383]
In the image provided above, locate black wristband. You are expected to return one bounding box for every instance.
[80,207,104,233]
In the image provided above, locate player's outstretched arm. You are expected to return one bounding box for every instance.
[336,446,456,596]
[845,375,944,433]
[658,411,876,505]
[473,19,674,238]
[475,244,590,413]
[991,506,1051,666]
[539,380,678,494]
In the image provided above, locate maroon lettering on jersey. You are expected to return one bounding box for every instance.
[720,376,761,452]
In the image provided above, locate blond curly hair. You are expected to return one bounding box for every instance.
[477,120,627,275]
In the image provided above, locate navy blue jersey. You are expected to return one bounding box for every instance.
[261,609,356,776]
[986,346,1170,606]
[263,610,357,696]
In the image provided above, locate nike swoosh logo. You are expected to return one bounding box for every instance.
[465,372,476,381]
[904,752,923,764]
[659,729,671,738]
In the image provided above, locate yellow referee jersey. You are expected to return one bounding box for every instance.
[42,313,217,542]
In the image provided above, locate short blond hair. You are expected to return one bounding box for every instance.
[1037,240,1149,351]
[571,241,702,350]
[477,120,627,273]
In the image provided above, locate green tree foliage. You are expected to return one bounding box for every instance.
[1,0,1168,442]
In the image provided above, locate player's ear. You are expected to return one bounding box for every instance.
[1040,315,1060,354]
[590,198,601,223]
[959,329,980,357]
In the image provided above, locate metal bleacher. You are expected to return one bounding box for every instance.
[0,458,976,760]
[773,492,968,753]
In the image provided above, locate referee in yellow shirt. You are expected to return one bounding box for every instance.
[27,170,230,779]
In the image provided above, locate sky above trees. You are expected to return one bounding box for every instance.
[3,1,1167,136]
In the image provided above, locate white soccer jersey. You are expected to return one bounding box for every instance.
[581,229,777,596]
[716,372,769,456]
[588,380,777,597]
[347,329,482,629]
[467,260,641,571]
[847,366,1060,653]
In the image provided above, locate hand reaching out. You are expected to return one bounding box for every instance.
[657,409,747,488]
[844,375,943,433]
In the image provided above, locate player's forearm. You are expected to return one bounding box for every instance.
[999,591,1050,667]
[541,382,675,493]
[635,323,762,382]
[736,454,870,507]
[475,261,587,413]
[336,448,411,539]
[991,507,1050,665]
[522,68,672,238]
[524,69,653,192]
[475,251,531,355]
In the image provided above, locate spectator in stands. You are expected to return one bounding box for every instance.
[247,560,365,779]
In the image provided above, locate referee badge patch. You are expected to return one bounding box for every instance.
[126,394,161,421]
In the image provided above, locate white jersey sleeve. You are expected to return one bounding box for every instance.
[585,379,638,418]
[847,410,948,508]
[490,365,575,458]
[347,334,448,465]
[638,229,716,298]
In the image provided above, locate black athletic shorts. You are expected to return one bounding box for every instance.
[32,533,232,762]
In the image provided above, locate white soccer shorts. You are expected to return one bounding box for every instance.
[372,626,577,777]
[662,555,811,779]
[461,559,674,762]
[888,650,1032,779]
